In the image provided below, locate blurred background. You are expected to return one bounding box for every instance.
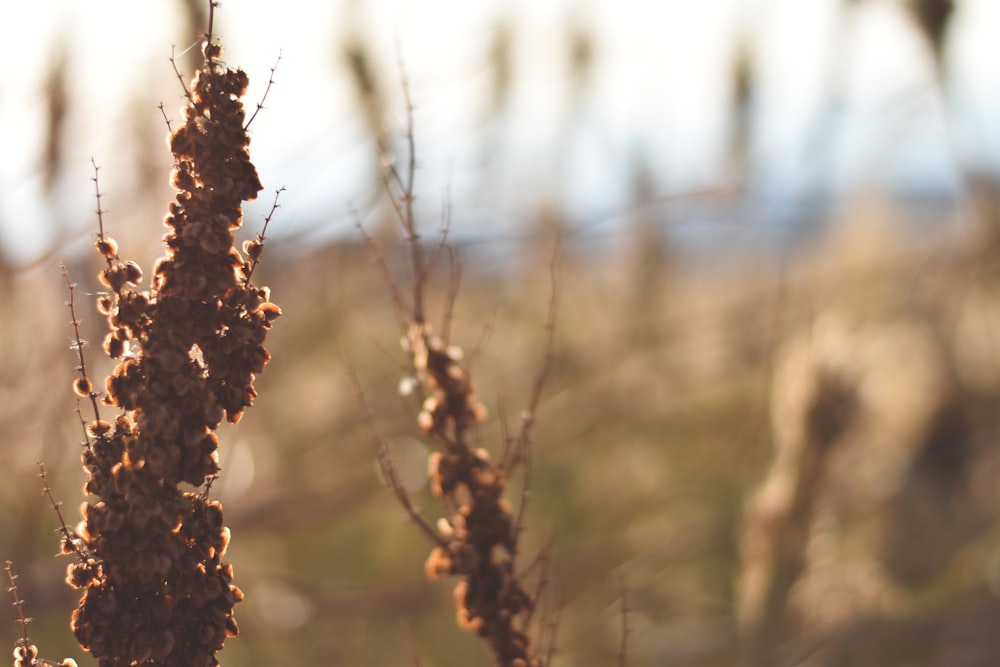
[2,0,1000,665]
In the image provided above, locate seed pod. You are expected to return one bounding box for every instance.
[99,266,127,292]
[96,294,115,316]
[242,238,263,261]
[73,377,93,397]
[123,261,143,285]
[86,420,112,439]
[103,332,125,358]
[94,236,118,259]
[255,302,281,323]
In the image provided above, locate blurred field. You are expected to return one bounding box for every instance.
[1,189,999,666]
[4,1,1000,665]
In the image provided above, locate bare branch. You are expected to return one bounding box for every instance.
[403,621,425,667]
[206,0,217,48]
[467,307,496,375]
[377,56,426,325]
[38,463,88,562]
[425,189,453,291]
[357,215,408,332]
[5,561,31,649]
[515,230,561,459]
[157,102,173,134]
[169,45,195,104]
[510,232,561,559]
[243,186,285,284]
[617,568,630,667]
[440,246,460,345]
[90,159,110,262]
[538,568,561,667]
[244,50,283,131]
[342,349,446,547]
[497,396,513,470]
[73,401,90,448]
[61,264,102,428]
[519,528,554,630]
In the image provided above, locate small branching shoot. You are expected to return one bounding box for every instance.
[356,67,560,667]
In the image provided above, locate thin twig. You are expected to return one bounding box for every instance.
[157,102,173,135]
[519,528,554,631]
[201,474,218,499]
[73,401,91,449]
[467,308,496,374]
[243,187,285,283]
[403,621,425,667]
[206,0,216,48]
[357,215,408,332]
[90,159,113,270]
[441,246,460,345]
[379,158,409,233]
[378,434,445,548]
[5,561,31,648]
[496,396,513,470]
[342,349,446,547]
[38,463,88,562]
[539,572,561,667]
[244,51,283,131]
[61,265,102,426]
[91,158,104,237]
[425,189,453,278]
[366,334,413,378]
[617,568,630,667]
[169,45,195,104]
[510,232,561,560]
[379,57,426,325]
[513,230,561,460]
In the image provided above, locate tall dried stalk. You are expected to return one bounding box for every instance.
[59,11,279,666]
[356,74,558,667]
[737,326,858,667]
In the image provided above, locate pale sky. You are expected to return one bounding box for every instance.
[2,0,999,262]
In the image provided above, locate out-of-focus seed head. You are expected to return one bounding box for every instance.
[13,644,39,665]
[103,332,125,359]
[123,261,143,285]
[73,377,93,397]
[256,302,281,323]
[95,237,118,259]
[96,294,114,316]
[204,41,222,60]
[86,420,112,439]
[242,238,263,261]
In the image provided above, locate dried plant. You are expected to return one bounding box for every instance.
[55,10,279,666]
[6,560,77,667]
[737,319,859,667]
[354,75,558,667]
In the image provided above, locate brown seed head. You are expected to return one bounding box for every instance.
[73,377,93,397]
[95,236,118,259]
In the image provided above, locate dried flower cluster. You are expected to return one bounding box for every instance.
[64,38,278,667]
[11,634,78,667]
[403,322,540,667]
[358,80,554,663]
